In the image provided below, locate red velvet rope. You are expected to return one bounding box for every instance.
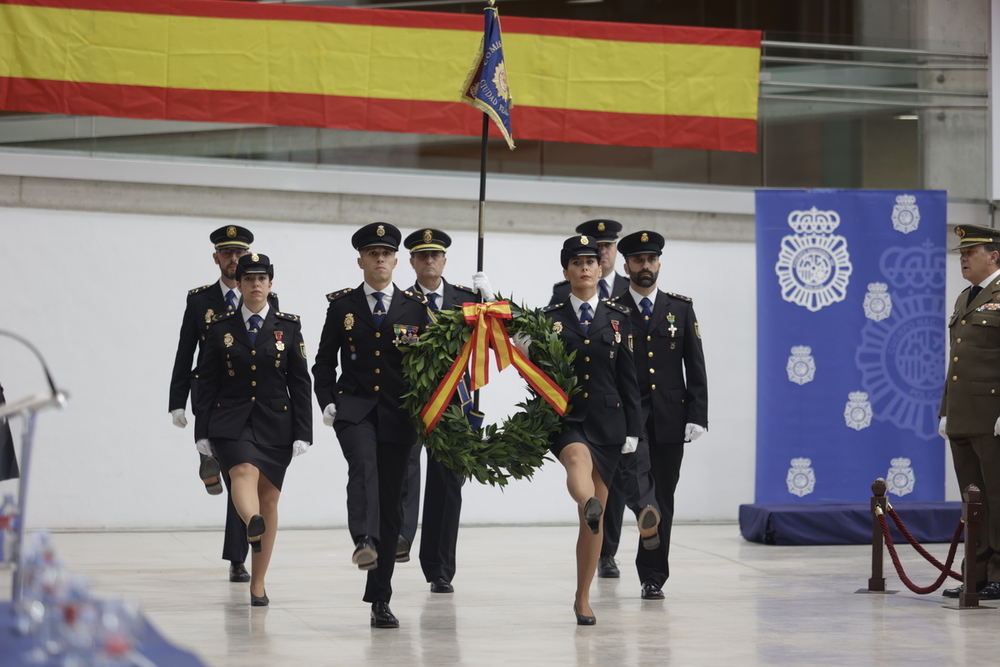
[886,507,963,580]
[878,514,963,594]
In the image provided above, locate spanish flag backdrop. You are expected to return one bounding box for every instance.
[0,0,761,152]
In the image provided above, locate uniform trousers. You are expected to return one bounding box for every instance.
[601,438,666,585]
[950,433,1000,582]
[400,444,463,583]
[645,418,684,584]
[335,411,413,602]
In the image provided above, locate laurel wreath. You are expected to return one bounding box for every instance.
[401,297,579,487]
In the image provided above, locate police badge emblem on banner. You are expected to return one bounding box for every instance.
[460,0,514,150]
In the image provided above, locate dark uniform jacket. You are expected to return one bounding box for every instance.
[615,290,708,443]
[194,308,312,447]
[169,281,278,412]
[542,299,642,444]
[549,272,629,306]
[939,276,1000,435]
[313,284,428,444]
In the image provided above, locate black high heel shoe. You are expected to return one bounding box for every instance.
[573,603,596,626]
[251,589,269,607]
[247,514,265,554]
[583,497,603,535]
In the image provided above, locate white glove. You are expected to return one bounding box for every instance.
[472,272,495,302]
[621,436,638,454]
[171,409,188,429]
[994,416,1000,437]
[196,439,212,456]
[322,403,337,427]
[293,440,310,457]
[512,332,533,355]
[685,423,706,442]
[939,416,948,439]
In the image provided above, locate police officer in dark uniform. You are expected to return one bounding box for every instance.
[527,235,642,625]
[169,225,279,584]
[313,222,429,629]
[940,224,1000,600]
[0,383,18,481]
[194,253,312,606]
[611,230,708,600]
[549,219,630,305]
[397,228,488,594]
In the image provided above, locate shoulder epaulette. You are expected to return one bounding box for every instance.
[606,301,631,315]
[452,283,478,296]
[552,279,569,288]
[542,303,563,313]
[188,284,213,296]
[667,291,692,303]
[211,310,238,323]
[327,288,353,302]
[275,311,300,322]
[402,289,429,304]
[269,291,279,300]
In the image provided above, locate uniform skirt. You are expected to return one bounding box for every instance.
[550,427,621,488]
[213,421,293,491]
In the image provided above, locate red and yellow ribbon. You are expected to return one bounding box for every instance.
[420,301,569,434]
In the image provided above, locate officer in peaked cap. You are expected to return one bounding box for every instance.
[602,230,708,600]
[550,219,630,305]
[168,224,279,585]
[313,221,431,628]
[396,228,491,594]
[940,223,1000,600]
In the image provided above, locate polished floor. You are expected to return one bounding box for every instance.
[3,523,997,667]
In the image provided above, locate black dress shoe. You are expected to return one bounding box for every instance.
[370,601,399,628]
[251,590,269,607]
[246,514,265,554]
[597,555,620,578]
[199,456,223,496]
[353,536,378,571]
[430,578,454,594]
[229,562,250,583]
[979,582,1000,600]
[396,536,411,563]
[637,505,661,550]
[641,581,665,600]
[573,603,596,626]
[943,582,986,598]
[583,497,603,535]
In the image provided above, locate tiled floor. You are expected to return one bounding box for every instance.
[3,523,997,666]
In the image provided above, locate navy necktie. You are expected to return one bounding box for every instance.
[428,292,439,312]
[372,291,387,328]
[640,297,653,329]
[969,285,984,306]
[248,314,262,345]
[225,289,237,311]
[579,302,593,332]
[599,279,610,300]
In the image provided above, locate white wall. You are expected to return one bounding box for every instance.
[0,206,757,529]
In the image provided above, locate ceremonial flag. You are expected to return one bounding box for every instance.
[460,1,513,150]
[0,0,760,152]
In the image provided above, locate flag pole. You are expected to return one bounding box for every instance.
[478,114,489,273]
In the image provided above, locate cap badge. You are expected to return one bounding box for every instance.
[957,228,966,238]
[423,229,433,243]
[641,232,649,243]
[597,222,606,232]
[251,253,259,262]
[377,225,386,237]
[580,236,589,245]
[227,226,237,238]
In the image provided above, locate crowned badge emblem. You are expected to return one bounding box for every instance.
[597,222,606,232]
[492,62,510,102]
[886,457,915,497]
[844,391,872,431]
[376,225,385,237]
[204,308,215,324]
[786,345,815,385]
[580,236,589,245]
[774,207,853,312]
[641,232,649,243]
[226,226,237,238]
[423,229,433,243]
[890,194,920,234]
[863,282,892,322]
[786,457,816,497]
[251,253,259,262]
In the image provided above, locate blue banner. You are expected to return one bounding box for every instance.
[460,2,514,150]
[755,190,948,503]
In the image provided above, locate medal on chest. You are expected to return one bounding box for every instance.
[393,324,420,346]
[667,313,677,338]
[610,319,621,344]
[344,313,355,331]
[274,330,285,351]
